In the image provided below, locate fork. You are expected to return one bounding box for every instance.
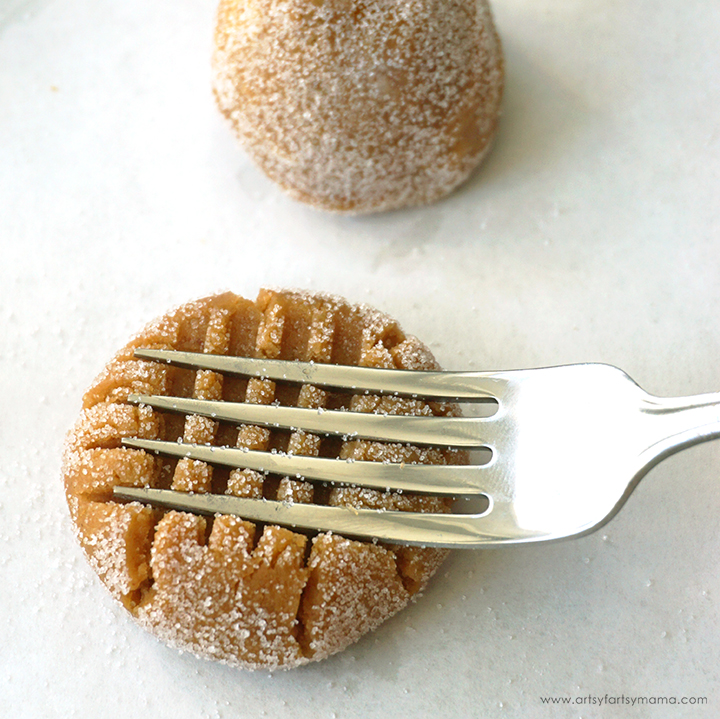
[113,349,720,548]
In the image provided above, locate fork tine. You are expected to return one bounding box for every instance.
[128,394,493,449]
[133,348,503,402]
[122,437,488,496]
[112,486,515,548]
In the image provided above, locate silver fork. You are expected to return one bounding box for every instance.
[113,349,720,548]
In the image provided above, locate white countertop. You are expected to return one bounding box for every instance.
[1,0,719,717]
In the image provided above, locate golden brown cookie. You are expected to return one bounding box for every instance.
[212,0,504,214]
[63,289,466,669]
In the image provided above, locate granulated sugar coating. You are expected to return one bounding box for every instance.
[212,0,504,213]
[63,290,468,670]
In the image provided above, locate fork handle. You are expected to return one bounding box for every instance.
[641,390,720,458]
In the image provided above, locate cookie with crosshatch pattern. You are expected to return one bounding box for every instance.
[63,289,467,669]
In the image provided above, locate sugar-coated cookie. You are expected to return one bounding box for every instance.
[213,0,504,213]
[63,289,466,669]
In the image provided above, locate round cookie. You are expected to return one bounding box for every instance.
[63,289,467,670]
[212,0,504,214]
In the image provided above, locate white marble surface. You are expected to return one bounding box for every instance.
[1,0,719,717]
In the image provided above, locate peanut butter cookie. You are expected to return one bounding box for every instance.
[63,289,466,669]
[213,0,504,213]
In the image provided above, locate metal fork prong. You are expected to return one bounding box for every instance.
[128,394,494,449]
[112,486,519,548]
[133,348,504,402]
[122,437,488,496]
